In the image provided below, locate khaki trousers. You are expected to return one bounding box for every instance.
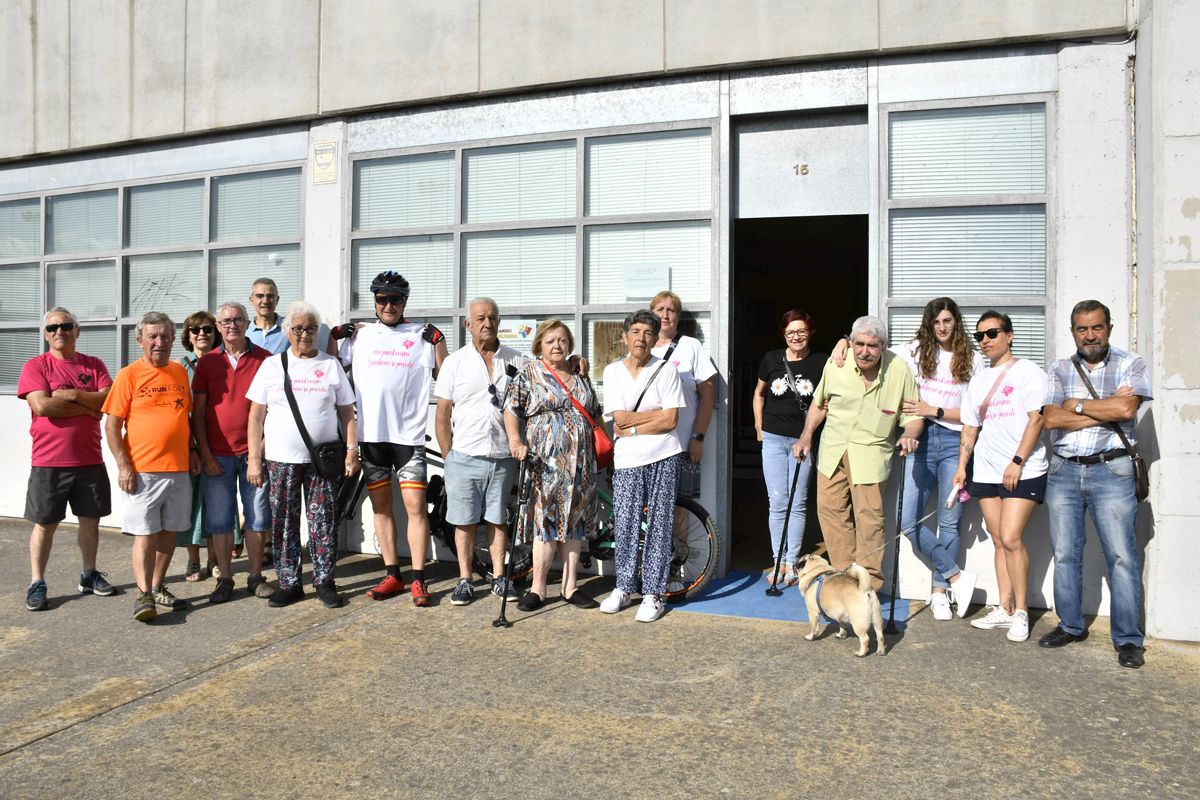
[816,452,886,591]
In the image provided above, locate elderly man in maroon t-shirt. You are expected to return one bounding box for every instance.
[18,308,116,611]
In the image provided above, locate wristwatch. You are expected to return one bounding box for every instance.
[692,432,705,442]
[630,426,638,437]
[1012,454,1025,466]
[1074,400,1085,415]
[935,407,945,420]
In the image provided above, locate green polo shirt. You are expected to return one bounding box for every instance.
[812,350,920,484]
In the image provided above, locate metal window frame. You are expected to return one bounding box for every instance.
[0,159,305,391]
[879,93,1056,362]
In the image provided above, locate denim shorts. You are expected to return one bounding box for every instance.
[443,450,517,527]
[203,453,269,533]
[122,471,192,535]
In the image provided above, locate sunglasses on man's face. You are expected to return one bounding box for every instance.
[189,325,216,335]
[45,322,77,334]
[375,294,407,307]
[973,327,1009,342]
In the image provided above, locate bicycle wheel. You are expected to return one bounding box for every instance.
[663,496,720,602]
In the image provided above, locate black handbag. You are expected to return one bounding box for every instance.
[281,350,347,481]
[1071,358,1149,502]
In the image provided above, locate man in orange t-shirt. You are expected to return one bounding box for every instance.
[103,312,199,623]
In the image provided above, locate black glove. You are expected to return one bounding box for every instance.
[331,323,356,340]
[422,324,444,345]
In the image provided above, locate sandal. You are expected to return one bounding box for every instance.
[209,561,221,580]
[184,562,203,582]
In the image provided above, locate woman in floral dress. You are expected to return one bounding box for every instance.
[751,310,828,586]
[504,319,600,610]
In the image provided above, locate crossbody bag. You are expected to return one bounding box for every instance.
[280,350,347,481]
[543,363,612,470]
[1071,358,1149,502]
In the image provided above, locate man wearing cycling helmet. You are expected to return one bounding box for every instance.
[338,271,448,606]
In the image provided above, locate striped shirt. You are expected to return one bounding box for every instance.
[1044,346,1152,458]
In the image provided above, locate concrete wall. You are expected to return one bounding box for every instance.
[1,0,1129,163]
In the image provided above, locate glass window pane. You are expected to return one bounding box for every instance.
[889,104,1046,198]
[462,228,575,307]
[465,140,576,224]
[78,325,119,377]
[124,323,183,367]
[46,190,118,254]
[211,169,301,241]
[354,153,455,231]
[351,235,454,312]
[0,199,41,259]
[47,259,117,319]
[586,129,711,216]
[211,245,301,312]
[125,252,204,319]
[0,329,41,385]
[585,221,711,304]
[127,180,204,248]
[888,206,1046,298]
[0,263,41,322]
[889,306,1046,367]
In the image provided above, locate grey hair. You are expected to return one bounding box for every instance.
[283,300,322,329]
[850,315,888,346]
[217,301,249,319]
[623,309,661,336]
[137,311,176,337]
[467,297,499,315]
[43,307,79,326]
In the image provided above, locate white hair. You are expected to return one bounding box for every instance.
[217,301,248,319]
[137,311,176,337]
[850,316,888,346]
[283,300,322,329]
[43,307,79,326]
[467,297,499,315]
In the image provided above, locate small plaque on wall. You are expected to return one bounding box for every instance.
[623,263,669,301]
[311,140,338,185]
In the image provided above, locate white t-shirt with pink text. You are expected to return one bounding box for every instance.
[960,358,1048,483]
[341,321,436,446]
[892,341,984,433]
[245,351,355,464]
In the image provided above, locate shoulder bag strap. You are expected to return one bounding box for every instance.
[977,358,1019,424]
[781,353,810,415]
[1072,357,1139,455]
[543,361,601,431]
[280,351,321,460]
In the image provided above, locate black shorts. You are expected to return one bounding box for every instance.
[360,442,427,492]
[25,464,112,524]
[968,473,1047,504]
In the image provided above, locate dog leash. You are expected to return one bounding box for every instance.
[851,504,944,565]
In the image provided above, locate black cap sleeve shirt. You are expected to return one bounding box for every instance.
[758,349,828,438]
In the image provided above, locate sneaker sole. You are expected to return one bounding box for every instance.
[133,606,157,622]
[970,621,1013,630]
[26,601,48,611]
[450,598,473,606]
[1007,630,1030,642]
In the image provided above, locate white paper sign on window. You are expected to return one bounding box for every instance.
[498,319,538,355]
[623,263,669,302]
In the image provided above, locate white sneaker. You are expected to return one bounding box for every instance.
[635,595,664,623]
[929,592,953,621]
[951,570,977,619]
[1006,610,1030,642]
[970,605,1013,630]
[600,590,631,614]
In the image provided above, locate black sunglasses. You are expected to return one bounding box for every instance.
[188,325,216,335]
[45,322,77,333]
[487,383,500,408]
[973,327,1010,342]
[375,294,408,307]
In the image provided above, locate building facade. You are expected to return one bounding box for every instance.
[2,1,1197,641]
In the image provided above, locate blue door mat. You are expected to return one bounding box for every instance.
[671,570,909,630]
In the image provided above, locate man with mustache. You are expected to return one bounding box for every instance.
[797,316,922,591]
[1040,300,1152,668]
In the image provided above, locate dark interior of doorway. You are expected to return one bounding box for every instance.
[729,215,869,573]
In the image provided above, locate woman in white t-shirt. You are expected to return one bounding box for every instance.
[247,302,359,610]
[650,291,717,499]
[952,310,1048,644]
[600,310,686,624]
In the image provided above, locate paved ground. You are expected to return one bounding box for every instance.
[2,518,1198,800]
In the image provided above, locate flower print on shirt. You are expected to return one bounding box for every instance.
[770,377,789,396]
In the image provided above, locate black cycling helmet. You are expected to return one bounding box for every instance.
[370,271,410,297]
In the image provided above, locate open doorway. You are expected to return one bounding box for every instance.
[729,215,869,572]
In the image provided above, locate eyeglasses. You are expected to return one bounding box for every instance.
[784,330,810,339]
[290,325,319,336]
[188,325,216,335]
[973,327,1010,342]
[375,294,408,307]
[45,322,78,334]
[216,317,248,328]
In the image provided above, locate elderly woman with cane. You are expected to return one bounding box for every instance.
[600,310,686,623]
[503,319,601,612]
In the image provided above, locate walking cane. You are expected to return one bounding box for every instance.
[885,451,907,635]
[766,459,803,597]
[493,456,532,628]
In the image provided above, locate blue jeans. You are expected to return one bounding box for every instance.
[761,431,812,566]
[903,424,964,589]
[1046,454,1143,647]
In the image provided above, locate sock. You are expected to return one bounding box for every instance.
[386,565,401,580]
[411,569,425,584]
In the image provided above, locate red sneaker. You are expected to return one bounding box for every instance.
[410,579,431,607]
[366,574,405,601]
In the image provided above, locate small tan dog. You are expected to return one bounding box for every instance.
[794,554,886,657]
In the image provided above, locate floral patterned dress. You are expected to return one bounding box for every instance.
[505,361,599,543]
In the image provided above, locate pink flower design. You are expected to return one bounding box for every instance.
[1002,385,1015,396]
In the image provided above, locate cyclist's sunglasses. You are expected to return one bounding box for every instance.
[45,322,77,333]
[374,294,408,307]
[973,327,1010,342]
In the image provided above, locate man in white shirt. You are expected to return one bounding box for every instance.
[340,271,448,606]
[434,298,526,605]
